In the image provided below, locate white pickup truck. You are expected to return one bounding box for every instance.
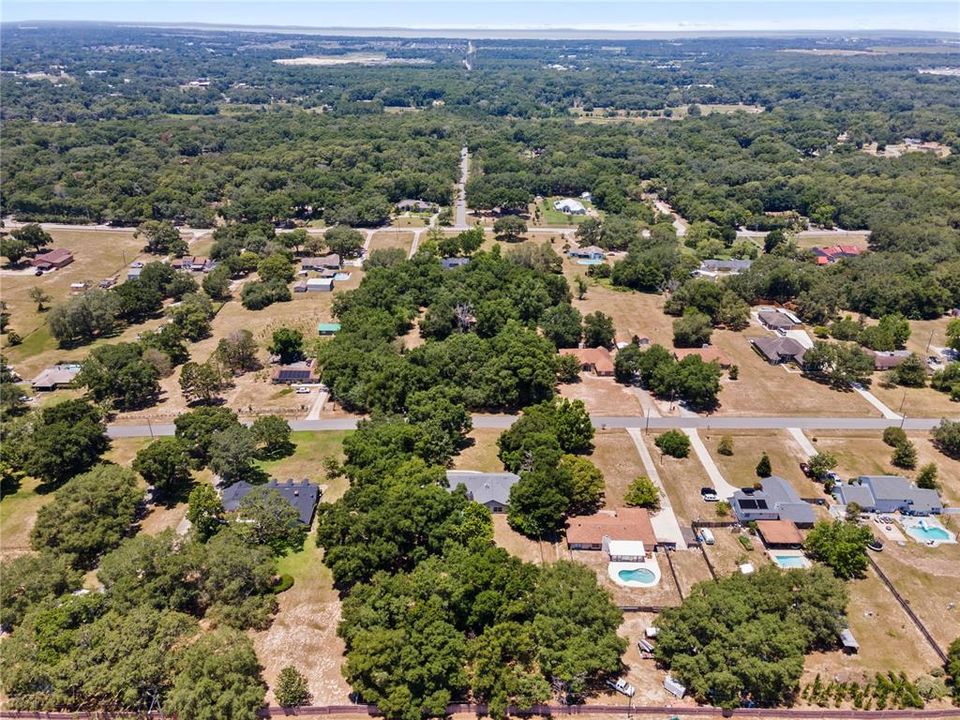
[606,678,636,698]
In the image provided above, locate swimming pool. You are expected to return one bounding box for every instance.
[905,525,951,541]
[618,568,656,583]
[772,555,809,569]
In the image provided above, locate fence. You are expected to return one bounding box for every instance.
[6,702,960,720]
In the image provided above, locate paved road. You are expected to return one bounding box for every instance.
[107,414,952,438]
[453,147,469,228]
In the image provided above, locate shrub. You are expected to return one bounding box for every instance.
[272,574,294,594]
[883,426,908,448]
[623,476,660,510]
[717,435,734,456]
[655,430,690,458]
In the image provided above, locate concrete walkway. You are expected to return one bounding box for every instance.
[787,427,818,458]
[682,428,739,500]
[626,428,687,549]
[851,383,901,419]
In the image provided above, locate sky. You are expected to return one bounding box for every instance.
[2,0,959,34]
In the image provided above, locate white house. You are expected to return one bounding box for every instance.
[306,278,334,293]
[553,198,586,215]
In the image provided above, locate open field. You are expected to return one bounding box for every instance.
[590,429,649,508]
[789,231,870,249]
[367,229,414,253]
[390,214,428,227]
[569,280,675,347]
[492,513,550,564]
[254,535,352,705]
[559,375,642,416]
[0,477,50,562]
[571,103,765,124]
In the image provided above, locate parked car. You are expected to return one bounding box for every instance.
[799,462,812,477]
[826,471,841,483]
[606,678,636,698]
[295,385,311,394]
[699,528,716,545]
[700,487,718,502]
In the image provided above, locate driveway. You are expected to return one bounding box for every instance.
[682,429,738,500]
[626,428,687,549]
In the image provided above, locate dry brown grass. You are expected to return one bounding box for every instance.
[615,613,704,708]
[640,432,707,526]
[571,548,683,608]
[701,430,824,499]
[491,513,548,564]
[590,430,649,508]
[668,547,715,596]
[0,477,50,562]
[368,229,414,253]
[791,231,870,250]
[559,375,642,416]
[453,428,505,473]
[701,526,772,576]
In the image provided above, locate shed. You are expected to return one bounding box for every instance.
[306,278,334,293]
[664,676,686,699]
[840,629,859,654]
[317,322,342,336]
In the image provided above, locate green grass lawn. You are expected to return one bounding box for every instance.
[257,431,351,501]
[0,477,51,558]
[535,197,595,226]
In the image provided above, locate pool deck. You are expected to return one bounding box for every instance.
[767,549,812,569]
[608,557,662,588]
[898,516,957,547]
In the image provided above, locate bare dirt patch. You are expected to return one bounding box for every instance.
[559,375,642,416]
[368,229,414,254]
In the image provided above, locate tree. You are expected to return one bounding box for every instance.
[655,566,847,709]
[175,406,242,467]
[24,399,109,485]
[30,464,143,569]
[932,418,960,458]
[764,229,786,254]
[540,304,582,348]
[135,220,187,256]
[559,454,604,514]
[168,293,214,341]
[575,275,588,300]
[508,467,573,537]
[250,415,294,459]
[257,253,295,284]
[673,309,712,347]
[209,425,260,484]
[167,629,267,720]
[717,435,734,456]
[133,437,192,501]
[808,451,838,480]
[323,225,365,260]
[278,228,309,255]
[624,475,660,510]
[891,439,917,469]
[655,430,690,458]
[216,329,259,374]
[275,666,311,708]
[457,227,485,256]
[582,311,615,348]
[268,327,304,363]
[236,487,307,555]
[575,217,602,246]
[614,343,642,383]
[0,237,29,266]
[493,215,527,243]
[916,463,938,490]
[947,319,960,353]
[188,483,225,540]
[180,361,224,405]
[202,264,232,301]
[756,452,772,477]
[76,342,161,410]
[890,353,927,388]
[947,637,960,702]
[48,290,120,346]
[27,286,51,312]
[883,425,908,448]
[112,279,164,323]
[0,552,80,631]
[804,520,873,579]
[802,341,874,388]
[498,399,594,471]
[11,223,52,252]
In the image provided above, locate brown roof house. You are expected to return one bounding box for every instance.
[566,508,658,553]
[755,519,804,549]
[559,347,615,376]
[31,248,74,270]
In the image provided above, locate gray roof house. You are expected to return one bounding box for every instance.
[757,310,798,331]
[731,476,816,527]
[836,475,942,515]
[696,258,753,277]
[441,257,471,270]
[446,471,520,513]
[221,479,321,525]
[750,336,807,365]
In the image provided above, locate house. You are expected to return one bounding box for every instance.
[567,246,605,260]
[31,248,74,270]
[840,629,859,654]
[695,258,752,278]
[757,310,798,331]
[302,254,341,271]
[836,475,942,515]
[559,347,614,376]
[566,507,658,552]
[731,476,816,527]
[173,256,216,273]
[553,198,586,215]
[446,470,520,513]
[317,322,342,336]
[127,265,143,281]
[441,257,471,270]
[396,199,436,213]
[31,363,82,391]
[868,350,912,371]
[306,278,334,293]
[271,359,319,384]
[755,519,804,549]
[673,345,731,368]
[221,479,320,525]
[811,245,862,265]
[750,336,807,365]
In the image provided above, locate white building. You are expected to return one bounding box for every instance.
[553,198,586,215]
